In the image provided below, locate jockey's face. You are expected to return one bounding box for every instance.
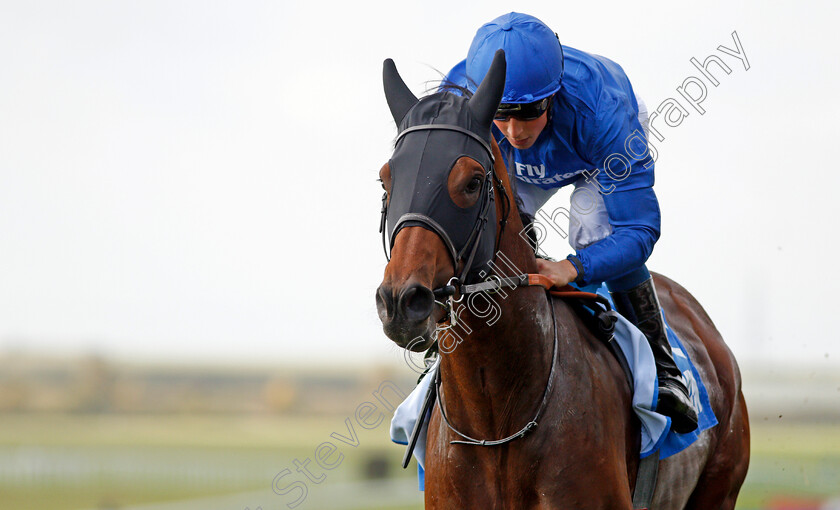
[493,112,549,150]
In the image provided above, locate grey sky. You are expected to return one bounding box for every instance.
[1,0,838,367]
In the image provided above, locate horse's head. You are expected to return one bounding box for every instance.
[376,50,507,351]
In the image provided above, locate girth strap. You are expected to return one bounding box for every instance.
[633,451,660,509]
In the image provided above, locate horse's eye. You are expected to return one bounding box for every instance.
[465,176,482,194]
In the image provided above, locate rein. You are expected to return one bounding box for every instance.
[436,286,558,446]
[381,108,614,449]
[429,275,616,447]
[432,271,613,331]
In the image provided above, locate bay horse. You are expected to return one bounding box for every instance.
[375,50,749,509]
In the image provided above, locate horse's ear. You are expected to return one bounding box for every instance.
[469,49,506,127]
[383,59,419,125]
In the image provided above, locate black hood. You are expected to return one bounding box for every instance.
[382,50,507,283]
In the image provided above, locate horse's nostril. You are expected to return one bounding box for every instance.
[401,285,435,322]
[376,286,394,320]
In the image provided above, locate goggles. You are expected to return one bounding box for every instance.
[494,96,552,121]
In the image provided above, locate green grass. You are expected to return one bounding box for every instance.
[0,483,241,510]
[0,414,837,510]
[0,413,349,448]
[0,413,418,510]
[737,423,840,509]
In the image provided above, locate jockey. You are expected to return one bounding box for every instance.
[447,12,698,433]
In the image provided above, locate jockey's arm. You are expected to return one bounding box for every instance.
[573,186,660,285]
[570,90,660,286]
[534,185,660,288]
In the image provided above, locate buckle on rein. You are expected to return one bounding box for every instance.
[430,273,617,341]
[433,277,463,331]
[431,274,541,331]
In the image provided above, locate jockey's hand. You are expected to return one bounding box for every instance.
[536,258,579,288]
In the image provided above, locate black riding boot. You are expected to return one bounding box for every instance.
[611,278,699,434]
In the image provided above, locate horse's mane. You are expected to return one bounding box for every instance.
[432,80,473,98]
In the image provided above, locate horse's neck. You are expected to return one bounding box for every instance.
[436,141,556,438]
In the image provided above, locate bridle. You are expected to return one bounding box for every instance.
[382,124,623,455]
[379,120,563,449]
[381,52,620,458]
[379,115,620,452]
[376,114,566,449]
[379,123,511,295]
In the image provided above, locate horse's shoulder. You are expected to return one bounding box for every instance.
[550,291,634,399]
[550,293,610,355]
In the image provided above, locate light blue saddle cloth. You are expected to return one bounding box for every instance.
[390,283,717,490]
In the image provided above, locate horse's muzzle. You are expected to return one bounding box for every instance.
[376,283,437,350]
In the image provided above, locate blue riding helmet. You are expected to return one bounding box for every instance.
[466,12,564,104]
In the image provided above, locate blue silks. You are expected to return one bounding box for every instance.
[445,43,660,286]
